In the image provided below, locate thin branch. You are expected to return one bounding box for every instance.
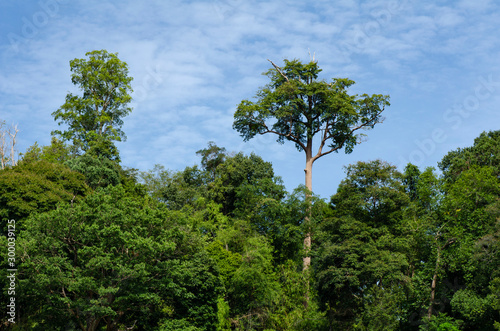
[260,128,306,151]
[315,119,331,157]
[312,108,385,163]
[259,120,307,151]
[267,59,289,82]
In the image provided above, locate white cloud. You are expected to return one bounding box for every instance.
[1,0,500,197]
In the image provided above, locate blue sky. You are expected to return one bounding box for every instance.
[1,0,500,199]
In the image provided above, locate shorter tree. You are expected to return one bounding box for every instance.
[16,185,222,330]
[52,50,133,160]
[21,138,74,165]
[0,160,88,227]
[315,161,410,329]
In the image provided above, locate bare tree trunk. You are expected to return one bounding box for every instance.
[428,237,455,319]
[303,156,313,271]
[428,246,441,319]
[303,146,313,307]
[0,121,6,169]
[8,125,18,167]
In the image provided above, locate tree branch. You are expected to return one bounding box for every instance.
[312,109,384,163]
[267,59,289,82]
[260,128,306,151]
[258,119,306,151]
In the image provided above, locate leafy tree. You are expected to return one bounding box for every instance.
[411,162,500,327]
[208,152,286,218]
[400,166,449,326]
[443,165,500,238]
[266,260,327,330]
[52,50,133,160]
[140,164,206,210]
[0,160,88,226]
[21,138,74,165]
[330,160,409,227]
[15,185,222,330]
[197,141,227,180]
[227,235,280,329]
[404,163,421,202]
[437,166,500,330]
[233,58,390,271]
[419,313,463,331]
[65,154,121,190]
[439,130,500,185]
[315,160,410,329]
[19,141,42,164]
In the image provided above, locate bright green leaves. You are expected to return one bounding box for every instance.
[208,152,286,218]
[316,160,411,329]
[228,236,280,318]
[52,50,133,161]
[440,130,500,185]
[0,160,88,227]
[65,154,121,190]
[233,59,389,157]
[443,165,500,238]
[331,160,410,227]
[17,185,222,330]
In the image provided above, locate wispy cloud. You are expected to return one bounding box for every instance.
[1,0,500,197]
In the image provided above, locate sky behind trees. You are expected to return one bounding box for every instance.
[1,0,500,198]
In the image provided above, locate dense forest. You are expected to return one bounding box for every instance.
[1,50,499,330]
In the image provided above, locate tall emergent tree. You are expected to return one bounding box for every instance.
[233,58,390,270]
[52,50,133,160]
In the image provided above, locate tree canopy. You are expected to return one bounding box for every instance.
[233,58,390,190]
[51,50,133,160]
[2,51,500,330]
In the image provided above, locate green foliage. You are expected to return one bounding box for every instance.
[52,50,133,160]
[443,165,500,239]
[419,313,463,331]
[20,141,42,164]
[7,71,500,331]
[140,164,205,210]
[491,278,500,330]
[228,236,280,319]
[353,284,405,331]
[233,59,390,154]
[440,130,500,185]
[404,163,421,201]
[158,318,204,331]
[216,296,231,331]
[65,154,121,189]
[209,152,286,218]
[331,160,410,226]
[16,185,221,330]
[206,239,242,289]
[21,137,75,165]
[266,260,327,330]
[0,160,88,226]
[451,289,492,324]
[197,141,227,180]
[316,160,410,328]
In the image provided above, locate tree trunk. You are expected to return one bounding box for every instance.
[8,125,18,167]
[428,237,455,319]
[428,247,441,319]
[303,149,313,307]
[303,151,313,271]
[86,316,101,331]
[0,126,6,169]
